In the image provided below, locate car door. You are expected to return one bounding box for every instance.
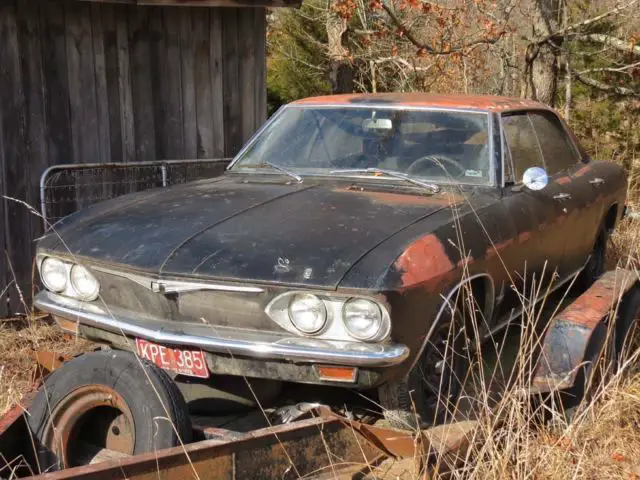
[497,112,562,318]
[527,111,586,280]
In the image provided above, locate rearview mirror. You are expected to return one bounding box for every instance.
[522,166,548,191]
[362,118,393,131]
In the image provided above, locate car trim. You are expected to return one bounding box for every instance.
[35,291,410,367]
[90,265,265,293]
[488,266,585,334]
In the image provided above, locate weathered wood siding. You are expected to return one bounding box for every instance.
[0,0,266,315]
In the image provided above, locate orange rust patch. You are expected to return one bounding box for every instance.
[291,93,551,113]
[574,165,591,177]
[456,255,475,268]
[334,187,463,206]
[556,176,571,185]
[556,273,635,329]
[518,231,532,243]
[485,238,515,259]
[396,234,454,288]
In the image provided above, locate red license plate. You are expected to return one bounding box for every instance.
[136,338,209,378]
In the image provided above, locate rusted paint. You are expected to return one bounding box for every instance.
[40,384,136,469]
[0,391,481,479]
[532,269,637,393]
[292,93,551,112]
[395,234,455,288]
[456,255,475,268]
[30,350,71,376]
[556,176,571,185]
[485,238,515,259]
[517,231,532,243]
[574,165,592,177]
[334,187,463,206]
[25,416,384,479]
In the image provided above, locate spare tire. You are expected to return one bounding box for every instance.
[27,350,191,472]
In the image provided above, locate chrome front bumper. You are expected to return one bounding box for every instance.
[35,291,410,367]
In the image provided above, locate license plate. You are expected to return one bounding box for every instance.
[135,338,209,378]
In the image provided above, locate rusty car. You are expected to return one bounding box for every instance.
[32,93,627,451]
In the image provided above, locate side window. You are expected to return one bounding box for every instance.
[528,112,579,175]
[502,113,545,182]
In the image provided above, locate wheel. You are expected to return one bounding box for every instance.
[379,304,470,429]
[27,350,191,472]
[578,223,607,290]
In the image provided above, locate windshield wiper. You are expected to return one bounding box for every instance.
[328,168,440,193]
[248,161,303,183]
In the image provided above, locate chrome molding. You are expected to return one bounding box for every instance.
[265,291,391,342]
[91,265,264,294]
[227,104,495,189]
[35,291,409,367]
[487,265,586,335]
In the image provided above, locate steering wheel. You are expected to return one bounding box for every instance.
[406,155,466,178]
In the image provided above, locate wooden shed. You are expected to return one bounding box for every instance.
[0,0,298,315]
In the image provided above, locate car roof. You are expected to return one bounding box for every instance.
[290,93,553,113]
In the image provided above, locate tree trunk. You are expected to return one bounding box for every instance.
[326,9,353,93]
[524,0,561,106]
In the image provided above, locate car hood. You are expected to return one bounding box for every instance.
[39,175,454,288]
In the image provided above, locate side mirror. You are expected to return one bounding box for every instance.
[522,166,548,191]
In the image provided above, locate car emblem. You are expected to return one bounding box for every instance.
[275,257,291,273]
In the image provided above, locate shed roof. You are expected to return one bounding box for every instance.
[291,93,552,112]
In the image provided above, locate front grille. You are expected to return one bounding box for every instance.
[90,269,288,333]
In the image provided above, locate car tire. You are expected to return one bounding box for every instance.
[27,350,192,472]
[578,223,608,290]
[379,304,469,429]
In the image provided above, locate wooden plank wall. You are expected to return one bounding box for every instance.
[0,0,267,315]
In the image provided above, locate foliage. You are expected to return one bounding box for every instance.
[267,3,332,113]
[266,0,639,179]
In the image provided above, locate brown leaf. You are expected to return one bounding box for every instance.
[612,452,626,462]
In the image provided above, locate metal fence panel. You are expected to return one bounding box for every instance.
[40,159,230,228]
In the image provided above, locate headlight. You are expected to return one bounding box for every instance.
[41,257,67,292]
[288,294,327,334]
[70,265,100,300]
[343,298,383,340]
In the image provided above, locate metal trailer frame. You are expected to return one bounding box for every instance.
[0,268,638,479]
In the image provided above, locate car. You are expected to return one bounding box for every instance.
[34,93,627,428]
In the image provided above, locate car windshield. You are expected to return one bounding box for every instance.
[230,106,492,186]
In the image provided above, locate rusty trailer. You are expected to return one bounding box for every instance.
[0,269,638,479]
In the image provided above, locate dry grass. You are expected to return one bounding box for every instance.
[2,202,640,479]
[0,316,93,415]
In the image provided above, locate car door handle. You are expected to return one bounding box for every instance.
[553,193,571,201]
[589,177,605,186]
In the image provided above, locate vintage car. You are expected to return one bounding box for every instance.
[34,93,627,429]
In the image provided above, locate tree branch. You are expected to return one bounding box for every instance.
[380,1,505,55]
[577,34,640,56]
[532,0,639,45]
[577,60,640,75]
[572,69,639,96]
